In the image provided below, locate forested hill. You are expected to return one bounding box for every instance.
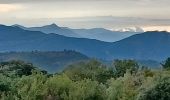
[0,50,89,73]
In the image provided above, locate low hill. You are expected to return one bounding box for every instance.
[0,50,89,73]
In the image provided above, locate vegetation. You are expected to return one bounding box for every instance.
[162,57,170,70]
[0,59,169,100]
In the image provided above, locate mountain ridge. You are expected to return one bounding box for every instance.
[13,24,138,42]
[1,24,170,61]
[108,31,170,61]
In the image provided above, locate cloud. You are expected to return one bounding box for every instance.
[0,0,87,4]
[0,0,169,4]
[0,0,169,29]
[2,16,170,28]
[0,0,55,4]
[0,4,21,12]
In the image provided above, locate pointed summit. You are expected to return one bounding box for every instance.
[51,23,57,26]
[46,23,59,28]
[11,24,26,29]
[39,23,61,30]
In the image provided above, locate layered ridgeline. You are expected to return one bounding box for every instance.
[13,24,137,42]
[0,51,161,72]
[1,25,170,61]
[0,25,111,59]
[0,50,88,73]
[13,24,78,37]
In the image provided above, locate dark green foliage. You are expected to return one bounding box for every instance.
[0,59,169,100]
[0,83,10,92]
[162,57,170,70]
[113,59,139,77]
[63,60,114,83]
[0,60,45,77]
[139,77,170,100]
[141,66,154,77]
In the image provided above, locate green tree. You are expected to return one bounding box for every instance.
[138,77,170,100]
[69,79,106,100]
[162,57,170,70]
[15,71,47,100]
[113,60,139,77]
[64,60,114,83]
[107,72,143,100]
[43,74,73,100]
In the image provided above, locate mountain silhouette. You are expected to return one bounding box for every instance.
[108,31,170,61]
[13,24,138,42]
[1,25,170,61]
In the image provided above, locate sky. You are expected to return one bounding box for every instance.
[0,0,170,31]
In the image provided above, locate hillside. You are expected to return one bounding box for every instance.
[109,31,170,61]
[0,25,111,59]
[1,25,170,61]
[0,50,89,73]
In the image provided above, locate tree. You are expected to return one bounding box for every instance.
[0,60,47,77]
[139,77,170,100]
[69,79,106,100]
[162,57,170,70]
[107,72,141,100]
[16,71,47,100]
[141,66,154,77]
[43,74,73,100]
[63,60,114,83]
[113,60,139,77]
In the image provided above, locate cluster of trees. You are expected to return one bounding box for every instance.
[0,59,169,100]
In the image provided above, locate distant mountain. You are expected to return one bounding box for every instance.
[72,28,137,42]
[1,25,170,61]
[0,25,111,59]
[0,51,89,73]
[13,24,79,37]
[13,24,138,42]
[108,31,170,61]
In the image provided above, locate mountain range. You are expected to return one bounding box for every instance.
[13,24,138,42]
[1,24,170,61]
[0,25,111,59]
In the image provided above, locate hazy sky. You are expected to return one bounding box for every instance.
[0,0,170,31]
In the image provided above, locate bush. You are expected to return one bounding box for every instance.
[138,75,170,100]
[162,58,170,70]
[113,60,139,77]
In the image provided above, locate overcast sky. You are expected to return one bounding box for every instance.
[0,0,170,31]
